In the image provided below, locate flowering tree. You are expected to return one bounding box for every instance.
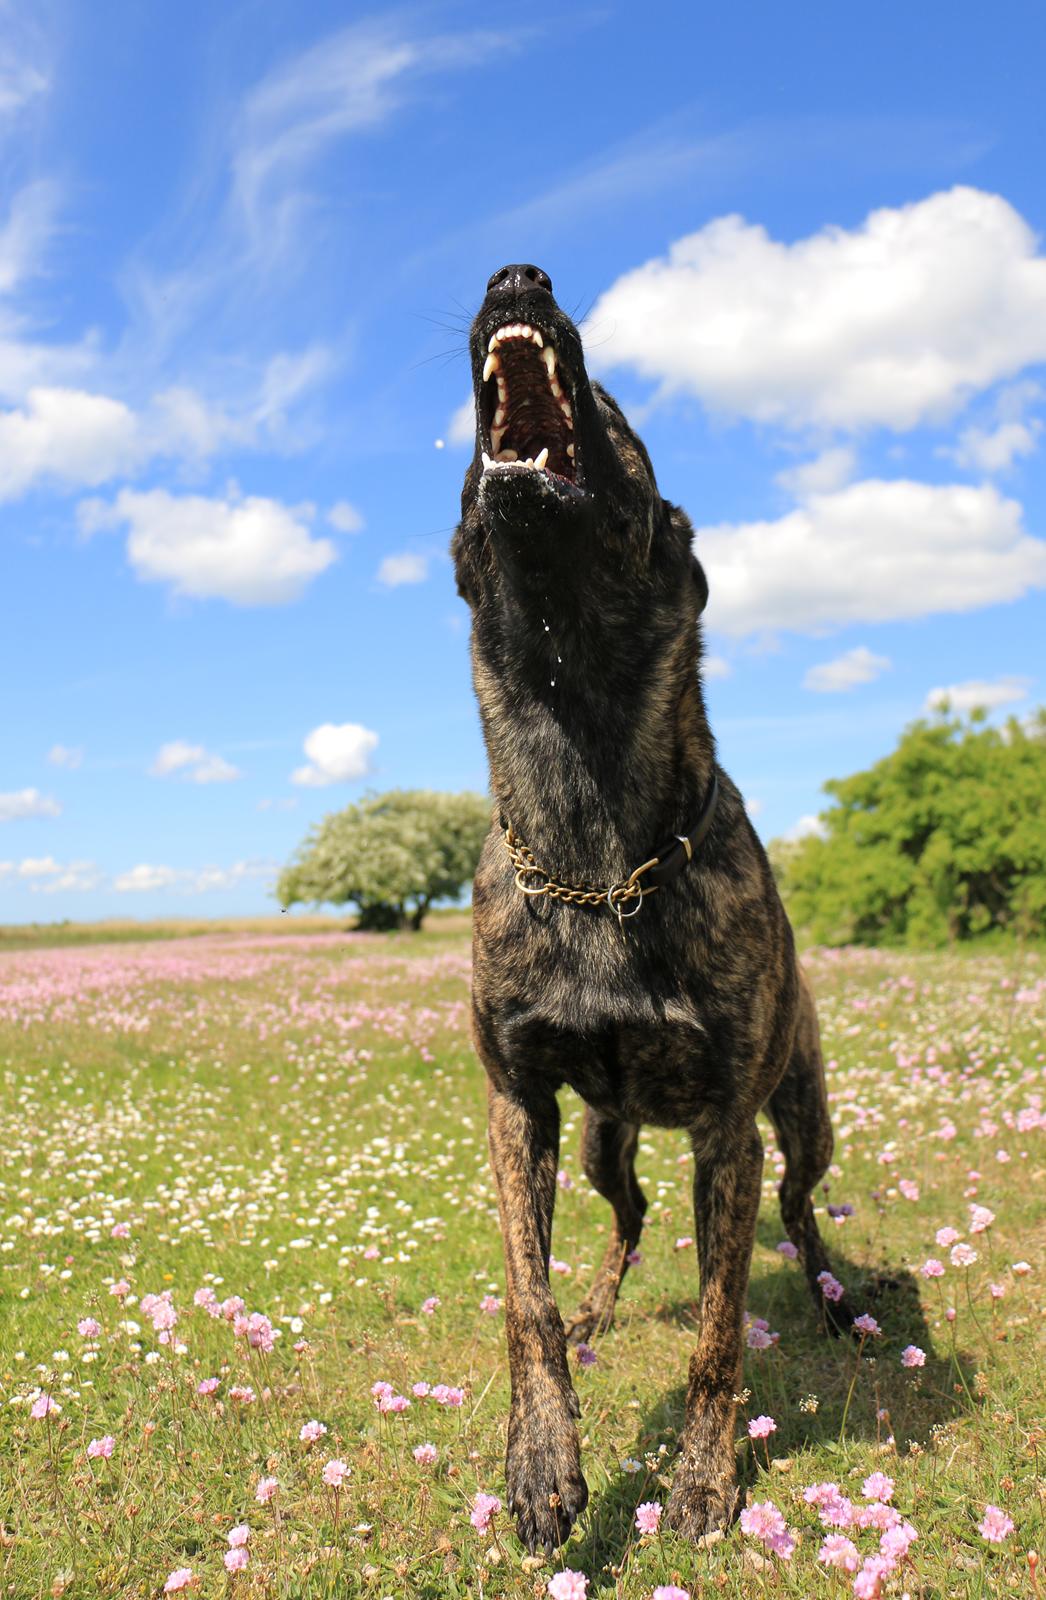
[773,707,1046,945]
[277,788,490,930]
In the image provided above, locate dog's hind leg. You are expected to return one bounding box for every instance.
[766,970,858,1335]
[486,1080,589,1554]
[665,1117,763,1542]
[563,1108,646,1344]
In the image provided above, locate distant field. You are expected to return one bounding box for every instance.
[0,908,471,953]
[0,925,1041,1598]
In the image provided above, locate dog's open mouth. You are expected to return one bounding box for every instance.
[478,323,583,496]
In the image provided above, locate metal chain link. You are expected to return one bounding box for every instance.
[502,825,658,920]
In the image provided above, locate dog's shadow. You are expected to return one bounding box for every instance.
[567,1246,975,1590]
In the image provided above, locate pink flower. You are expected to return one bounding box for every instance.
[626,1248,642,1266]
[820,1496,855,1529]
[969,1204,995,1234]
[322,1458,350,1487]
[989,1281,1006,1299]
[362,1246,380,1260]
[635,1501,662,1534]
[748,1415,777,1439]
[935,1226,960,1248]
[979,1504,1014,1543]
[371,1381,393,1402]
[227,1525,250,1548]
[853,1313,881,1337]
[897,1180,919,1201]
[221,1296,246,1321]
[550,1256,571,1275]
[431,1384,464,1406]
[901,1344,925,1367]
[196,1377,220,1396]
[87,1435,115,1459]
[817,1270,844,1302]
[30,1393,59,1420]
[110,1222,131,1239]
[880,1520,917,1561]
[193,1286,217,1311]
[853,1555,892,1598]
[920,1257,945,1278]
[804,1481,842,1507]
[245,1311,275,1352]
[163,1571,195,1593]
[547,1571,588,1600]
[299,1419,328,1442]
[228,1386,255,1404]
[856,1503,900,1532]
[862,1472,894,1503]
[224,1548,248,1574]
[818,1534,860,1571]
[740,1499,793,1558]
[77,1317,101,1339]
[109,1279,130,1298]
[420,1297,440,1316]
[652,1590,689,1600]
[378,1392,410,1414]
[255,1477,278,1504]
[950,1242,977,1268]
[470,1492,502,1533]
[746,1325,773,1350]
[775,1241,798,1259]
[412,1381,431,1397]
[413,1442,438,1466]
[1012,1260,1032,1276]
[674,1236,693,1251]
[575,1343,597,1368]
[479,1295,501,1315]
[557,1169,573,1190]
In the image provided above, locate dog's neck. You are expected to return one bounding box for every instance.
[470,584,717,885]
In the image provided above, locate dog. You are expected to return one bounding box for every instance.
[451,263,855,1555]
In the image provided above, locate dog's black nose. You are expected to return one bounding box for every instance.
[486,263,553,298]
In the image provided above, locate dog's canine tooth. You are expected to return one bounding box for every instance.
[533,447,549,470]
[542,346,556,376]
[483,353,499,382]
[488,334,501,353]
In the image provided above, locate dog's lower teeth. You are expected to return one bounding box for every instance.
[491,426,506,453]
[533,447,549,470]
[496,449,517,462]
[566,443,575,458]
[481,451,494,470]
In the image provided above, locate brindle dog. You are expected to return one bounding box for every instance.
[451,263,856,1555]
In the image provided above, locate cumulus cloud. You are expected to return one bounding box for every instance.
[0,387,141,499]
[114,859,275,894]
[803,645,891,693]
[924,675,1032,714]
[327,500,364,533]
[591,187,1046,431]
[950,419,1041,472]
[0,787,61,821]
[291,722,378,787]
[775,447,856,497]
[0,855,101,891]
[47,744,84,769]
[149,741,241,784]
[783,814,828,842]
[377,552,428,587]
[695,478,1046,636]
[81,487,337,605]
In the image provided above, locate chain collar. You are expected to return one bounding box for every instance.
[501,772,719,927]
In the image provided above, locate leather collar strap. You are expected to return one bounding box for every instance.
[501,771,719,921]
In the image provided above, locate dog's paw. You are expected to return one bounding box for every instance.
[665,1469,739,1544]
[506,1422,588,1554]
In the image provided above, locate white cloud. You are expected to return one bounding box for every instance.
[950,419,1041,472]
[47,744,84,769]
[783,813,828,842]
[377,552,428,587]
[591,187,1046,431]
[0,387,141,500]
[82,487,337,606]
[0,787,61,821]
[291,722,378,787]
[702,654,731,680]
[775,447,856,497]
[113,859,275,894]
[16,856,60,878]
[804,646,891,693]
[744,796,763,817]
[924,675,1032,714]
[328,500,364,533]
[0,856,101,891]
[257,796,299,812]
[447,395,476,447]
[696,478,1046,636]
[149,741,241,784]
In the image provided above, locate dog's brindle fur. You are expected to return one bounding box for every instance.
[451,265,856,1554]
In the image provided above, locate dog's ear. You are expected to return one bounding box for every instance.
[690,554,709,615]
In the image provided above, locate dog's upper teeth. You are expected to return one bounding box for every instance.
[490,425,506,453]
[561,401,574,428]
[566,442,575,458]
[542,346,556,376]
[494,406,507,426]
[483,352,499,382]
[533,447,549,470]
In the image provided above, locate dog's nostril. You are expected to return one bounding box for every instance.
[486,263,554,297]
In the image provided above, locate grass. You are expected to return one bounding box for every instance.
[0,922,1042,1598]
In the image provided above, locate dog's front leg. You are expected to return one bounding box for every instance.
[487,1080,588,1554]
[666,1118,763,1543]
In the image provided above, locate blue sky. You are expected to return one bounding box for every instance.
[2,0,1044,920]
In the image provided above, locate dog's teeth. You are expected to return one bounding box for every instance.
[542,345,556,376]
[524,457,534,468]
[494,406,506,426]
[531,328,543,347]
[521,324,532,338]
[495,449,518,462]
[566,443,575,459]
[533,447,549,470]
[550,376,563,398]
[560,402,574,428]
[481,451,493,470]
[483,352,499,382]
[496,379,508,405]
[491,425,506,453]
[488,334,501,353]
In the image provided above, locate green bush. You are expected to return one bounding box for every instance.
[773,707,1046,946]
[277,789,490,930]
